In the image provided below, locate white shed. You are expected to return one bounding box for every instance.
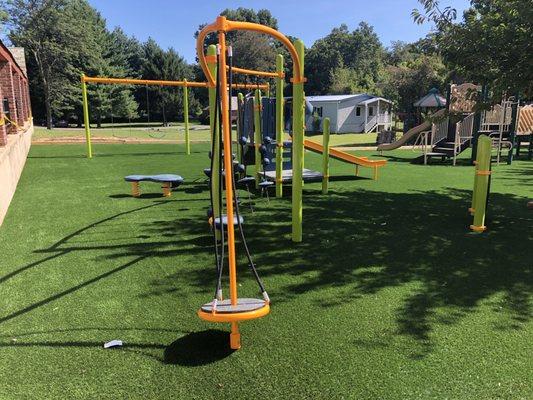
[306,94,393,133]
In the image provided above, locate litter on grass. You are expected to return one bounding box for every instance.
[104,340,123,349]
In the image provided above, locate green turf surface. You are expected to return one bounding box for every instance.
[0,143,531,399]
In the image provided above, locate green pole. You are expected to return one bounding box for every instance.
[275,54,284,198]
[183,80,190,155]
[207,45,220,236]
[470,135,491,232]
[322,117,330,194]
[236,92,243,164]
[292,40,305,243]
[81,75,92,158]
[253,89,262,189]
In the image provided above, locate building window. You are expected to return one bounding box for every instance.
[369,106,374,116]
[313,106,323,117]
[356,107,361,116]
[3,98,10,119]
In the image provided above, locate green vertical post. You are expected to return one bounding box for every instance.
[81,75,92,158]
[236,92,244,164]
[253,89,262,189]
[322,118,330,194]
[275,54,284,198]
[207,45,220,236]
[470,135,491,232]
[292,40,305,243]
[183,81,190,155]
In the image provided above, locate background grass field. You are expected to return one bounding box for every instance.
[0,142,531,399]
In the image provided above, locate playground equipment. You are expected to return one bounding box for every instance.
[469,135,492,232]
[378,83,532,166]
[237,80,386,191]
[377,83,479,165]
[194,15,313,350]
[124,174,183,197]
[81,75,268,158]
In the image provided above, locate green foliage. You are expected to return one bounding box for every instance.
[380,40,447,112]
[305,22,385,96]
[141,39,198,124]
[413,0,533,99]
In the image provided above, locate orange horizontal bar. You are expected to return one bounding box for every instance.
[227,66,282,79]
[83,76,268,91]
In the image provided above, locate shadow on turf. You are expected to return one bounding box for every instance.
[2,181,531,360]
[144,186,532,358]
[164,330,234,366]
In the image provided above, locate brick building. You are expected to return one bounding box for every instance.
[0,42,31,146]
[0,42,33,225]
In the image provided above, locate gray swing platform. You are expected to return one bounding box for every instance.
[263,168,323,183]
[213,215,244,229]
[124,174,184,184]
[201,298,267,313]
[124,174,184,197]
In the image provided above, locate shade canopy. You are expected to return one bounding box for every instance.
[414,88,447,108]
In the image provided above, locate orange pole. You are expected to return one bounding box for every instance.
[83,76,209,87]
[226,65,283,79]
[217,18,238,307]
[82,76,268,90]
[217,17,242,350]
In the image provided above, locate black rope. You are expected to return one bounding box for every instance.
[227,47,268,299]
[216,46,226,301]
[210,46,224,302]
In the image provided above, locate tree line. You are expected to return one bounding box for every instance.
[1,1,530,130]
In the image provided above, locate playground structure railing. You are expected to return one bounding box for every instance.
[480,102,513,133]
[453,112,475,165]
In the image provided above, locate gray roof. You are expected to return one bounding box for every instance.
[414,88,447,108]
[307,93,392,105]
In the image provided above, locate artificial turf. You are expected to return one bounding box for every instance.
[0,142,531,399]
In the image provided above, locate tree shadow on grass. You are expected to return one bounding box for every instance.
[147,186,532,357]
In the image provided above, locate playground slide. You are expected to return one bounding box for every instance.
[303,139,387,168]
[377,109,446,151]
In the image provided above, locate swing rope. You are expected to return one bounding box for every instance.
[211,44,226,306]
[227,46,269,301]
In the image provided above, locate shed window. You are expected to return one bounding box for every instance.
[356,107,361,116]
[313,106,323,117]
[369,106,374,116]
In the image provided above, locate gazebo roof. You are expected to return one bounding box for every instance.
[414,88,447,108]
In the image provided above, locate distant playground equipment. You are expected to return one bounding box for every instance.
[235,71,386,196]
[81,75,268,158]
[378,83,532,166]
[124,174,183,197]
[469,135,492,232]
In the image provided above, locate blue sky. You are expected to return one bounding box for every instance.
[89,0,470,63]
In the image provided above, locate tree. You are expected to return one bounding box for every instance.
[305,22,385,95]
[141,39,195,125]
[413,0,533,99]
[194,8,279,74]
[380,40,448,113]
[3,0,92,128]
[3,0,140,128]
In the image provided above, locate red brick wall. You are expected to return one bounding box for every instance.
[12,68,24,126]
[0,82,5,146]
[0,61,19,134]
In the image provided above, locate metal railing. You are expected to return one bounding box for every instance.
[452,112,475,165]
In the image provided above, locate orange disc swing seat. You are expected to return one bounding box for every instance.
[198,298,270,323]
